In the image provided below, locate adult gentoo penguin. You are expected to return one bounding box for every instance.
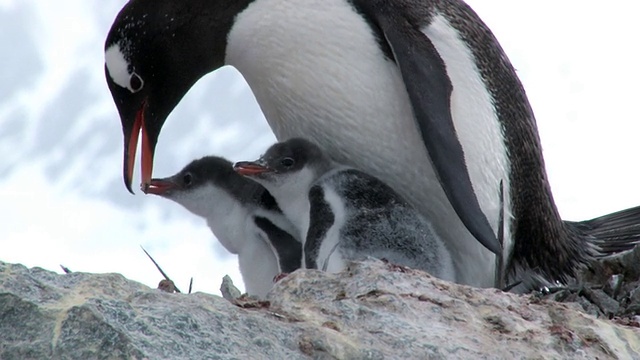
[104,0,640,288]
[235,138,456,281]
[144,156,301,298]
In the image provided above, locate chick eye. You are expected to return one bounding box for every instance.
[129,72,144,93]
[280,157,294,167]
[183,173,193,187]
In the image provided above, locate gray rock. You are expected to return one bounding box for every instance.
[220,275,242,301]
[550,246,640,320]
[604,274,624,298]
[623,287,640,316]
[1,260,639,359]
[580,288,620,317]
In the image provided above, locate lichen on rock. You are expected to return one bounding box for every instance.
[1,259,639,359]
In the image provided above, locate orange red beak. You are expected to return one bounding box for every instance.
[124,99,154,194]
[233,161,272,176]
[144,178,175,195]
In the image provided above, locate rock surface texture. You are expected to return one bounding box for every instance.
[1,259,639,360]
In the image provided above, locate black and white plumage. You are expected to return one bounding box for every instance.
[145,156,301,298]
[234,138,456,281]
[105,0,640,288]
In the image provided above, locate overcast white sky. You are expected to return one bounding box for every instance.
[1,1,639,296]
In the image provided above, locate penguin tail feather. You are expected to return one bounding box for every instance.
[566,204,640,257]
[506,205,640,294]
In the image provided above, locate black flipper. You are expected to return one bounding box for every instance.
[374,13,501,255]
[305,185,336,270]
[254,216,302,273]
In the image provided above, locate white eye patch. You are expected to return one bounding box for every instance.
[105,43,143,93]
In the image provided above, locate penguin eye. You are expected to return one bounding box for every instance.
[280,157,295,168]
[129,72,144,93]
[183,173,193,187]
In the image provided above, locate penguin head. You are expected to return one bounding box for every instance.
[105,0,252,193]
[144,156,240,217]
[234,138,330,191]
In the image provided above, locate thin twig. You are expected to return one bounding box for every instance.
[140,245,182,293]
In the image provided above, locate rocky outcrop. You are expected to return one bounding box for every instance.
[1,259,639,359]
